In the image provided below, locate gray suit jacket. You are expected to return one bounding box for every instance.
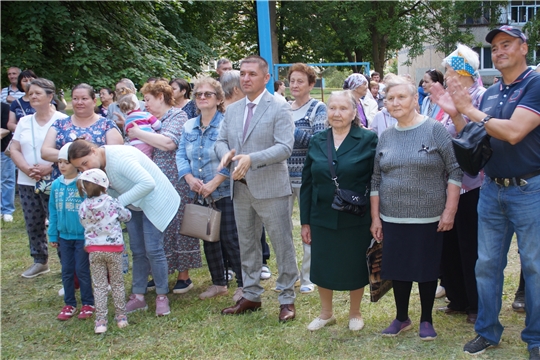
[215,90,294,199]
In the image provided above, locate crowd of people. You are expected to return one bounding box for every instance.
[1,25,539,359]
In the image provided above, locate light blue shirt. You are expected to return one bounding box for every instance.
[176,111,230,201]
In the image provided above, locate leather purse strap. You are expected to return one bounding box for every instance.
[326,130,340,189]
[192,193,218,210]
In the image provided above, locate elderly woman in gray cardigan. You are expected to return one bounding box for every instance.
[370,76,462,341]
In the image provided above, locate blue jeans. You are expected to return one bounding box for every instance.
[126,210,169,295]
[58,238,94,307]
[475,175,540,351]
[1,152,16,215]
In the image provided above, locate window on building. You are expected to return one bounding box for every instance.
[510,1,539,24]
[473,47,495,69]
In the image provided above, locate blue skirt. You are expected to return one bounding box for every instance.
[381,221,443,282]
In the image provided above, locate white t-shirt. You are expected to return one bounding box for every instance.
[274,92,287,103]
[12,111,68,185]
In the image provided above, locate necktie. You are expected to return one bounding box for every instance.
[243,103,256,141]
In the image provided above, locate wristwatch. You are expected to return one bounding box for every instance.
[481,115,492,124]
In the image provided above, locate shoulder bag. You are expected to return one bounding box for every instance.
[180,194,222,242]
[452,121,492,176]
[326,130,368,217]
[4,98,27,158]
[31,114,53,195]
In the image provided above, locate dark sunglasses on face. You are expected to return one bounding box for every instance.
[194,92,216,99]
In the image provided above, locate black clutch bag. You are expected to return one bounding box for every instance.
[331,188,368,217]
[326,130,368,217]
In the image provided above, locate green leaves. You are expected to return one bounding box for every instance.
[1,1,212,90]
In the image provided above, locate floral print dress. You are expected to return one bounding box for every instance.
[153,107,202,273]
[51,116,120,179]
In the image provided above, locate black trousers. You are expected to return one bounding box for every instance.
[441,188,480,313]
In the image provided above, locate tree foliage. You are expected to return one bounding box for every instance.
[2,0,536,90]
[1,1,216,90]
[522,13,540,65]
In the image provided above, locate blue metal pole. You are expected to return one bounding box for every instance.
[256,0,274,93]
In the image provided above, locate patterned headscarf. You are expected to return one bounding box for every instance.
[343,73,368,91]
[443,43,480,80]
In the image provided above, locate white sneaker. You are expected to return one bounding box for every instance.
[349,317,365,331]
[3,214,13,222]
[225,270,235,281]
[94,319,107,334]
[300,284,315,294]
[307,316,336,331]
[260,265,271,280]
[435,285,446,298]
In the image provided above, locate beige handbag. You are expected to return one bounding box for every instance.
[180,195,221,242]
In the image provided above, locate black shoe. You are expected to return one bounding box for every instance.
[464,335,493,355]
[147,279,156,292]
[530,347,540,360]
[512,290,526,312]
[173,279,194,294]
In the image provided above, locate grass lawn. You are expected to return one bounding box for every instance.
[1,197,527,359]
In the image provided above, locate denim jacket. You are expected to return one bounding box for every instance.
[176,111,230,201]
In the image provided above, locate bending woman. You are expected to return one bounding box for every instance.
[68,139,179,317]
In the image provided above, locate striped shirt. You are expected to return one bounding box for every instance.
[1,86,24,104]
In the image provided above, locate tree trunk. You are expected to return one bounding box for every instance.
[269,1,279,67]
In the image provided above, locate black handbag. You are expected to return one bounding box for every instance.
[452,121,492,176]
[326,130,368,217]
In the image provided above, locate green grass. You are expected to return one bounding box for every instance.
[1,197,527,359]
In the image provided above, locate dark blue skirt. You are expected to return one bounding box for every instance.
[381,221,443,282]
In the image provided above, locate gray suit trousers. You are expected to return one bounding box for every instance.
[233,181,297,304]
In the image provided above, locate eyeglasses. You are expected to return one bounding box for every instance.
[194,92,217,99]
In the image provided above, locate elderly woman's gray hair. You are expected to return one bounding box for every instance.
[327,90,361,128]
[220,70,241,99]
[384,76,417,96]
[117,78,137,92]
[29,78,56,96]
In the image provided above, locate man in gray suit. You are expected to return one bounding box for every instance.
[215,55,298,322]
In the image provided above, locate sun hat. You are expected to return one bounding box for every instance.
[79,169,109,189]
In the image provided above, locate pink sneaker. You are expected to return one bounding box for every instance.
[126,294,148,314]
[155,295,170,316]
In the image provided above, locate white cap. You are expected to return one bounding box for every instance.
[58,142,72,161]
[79,169,109,189]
